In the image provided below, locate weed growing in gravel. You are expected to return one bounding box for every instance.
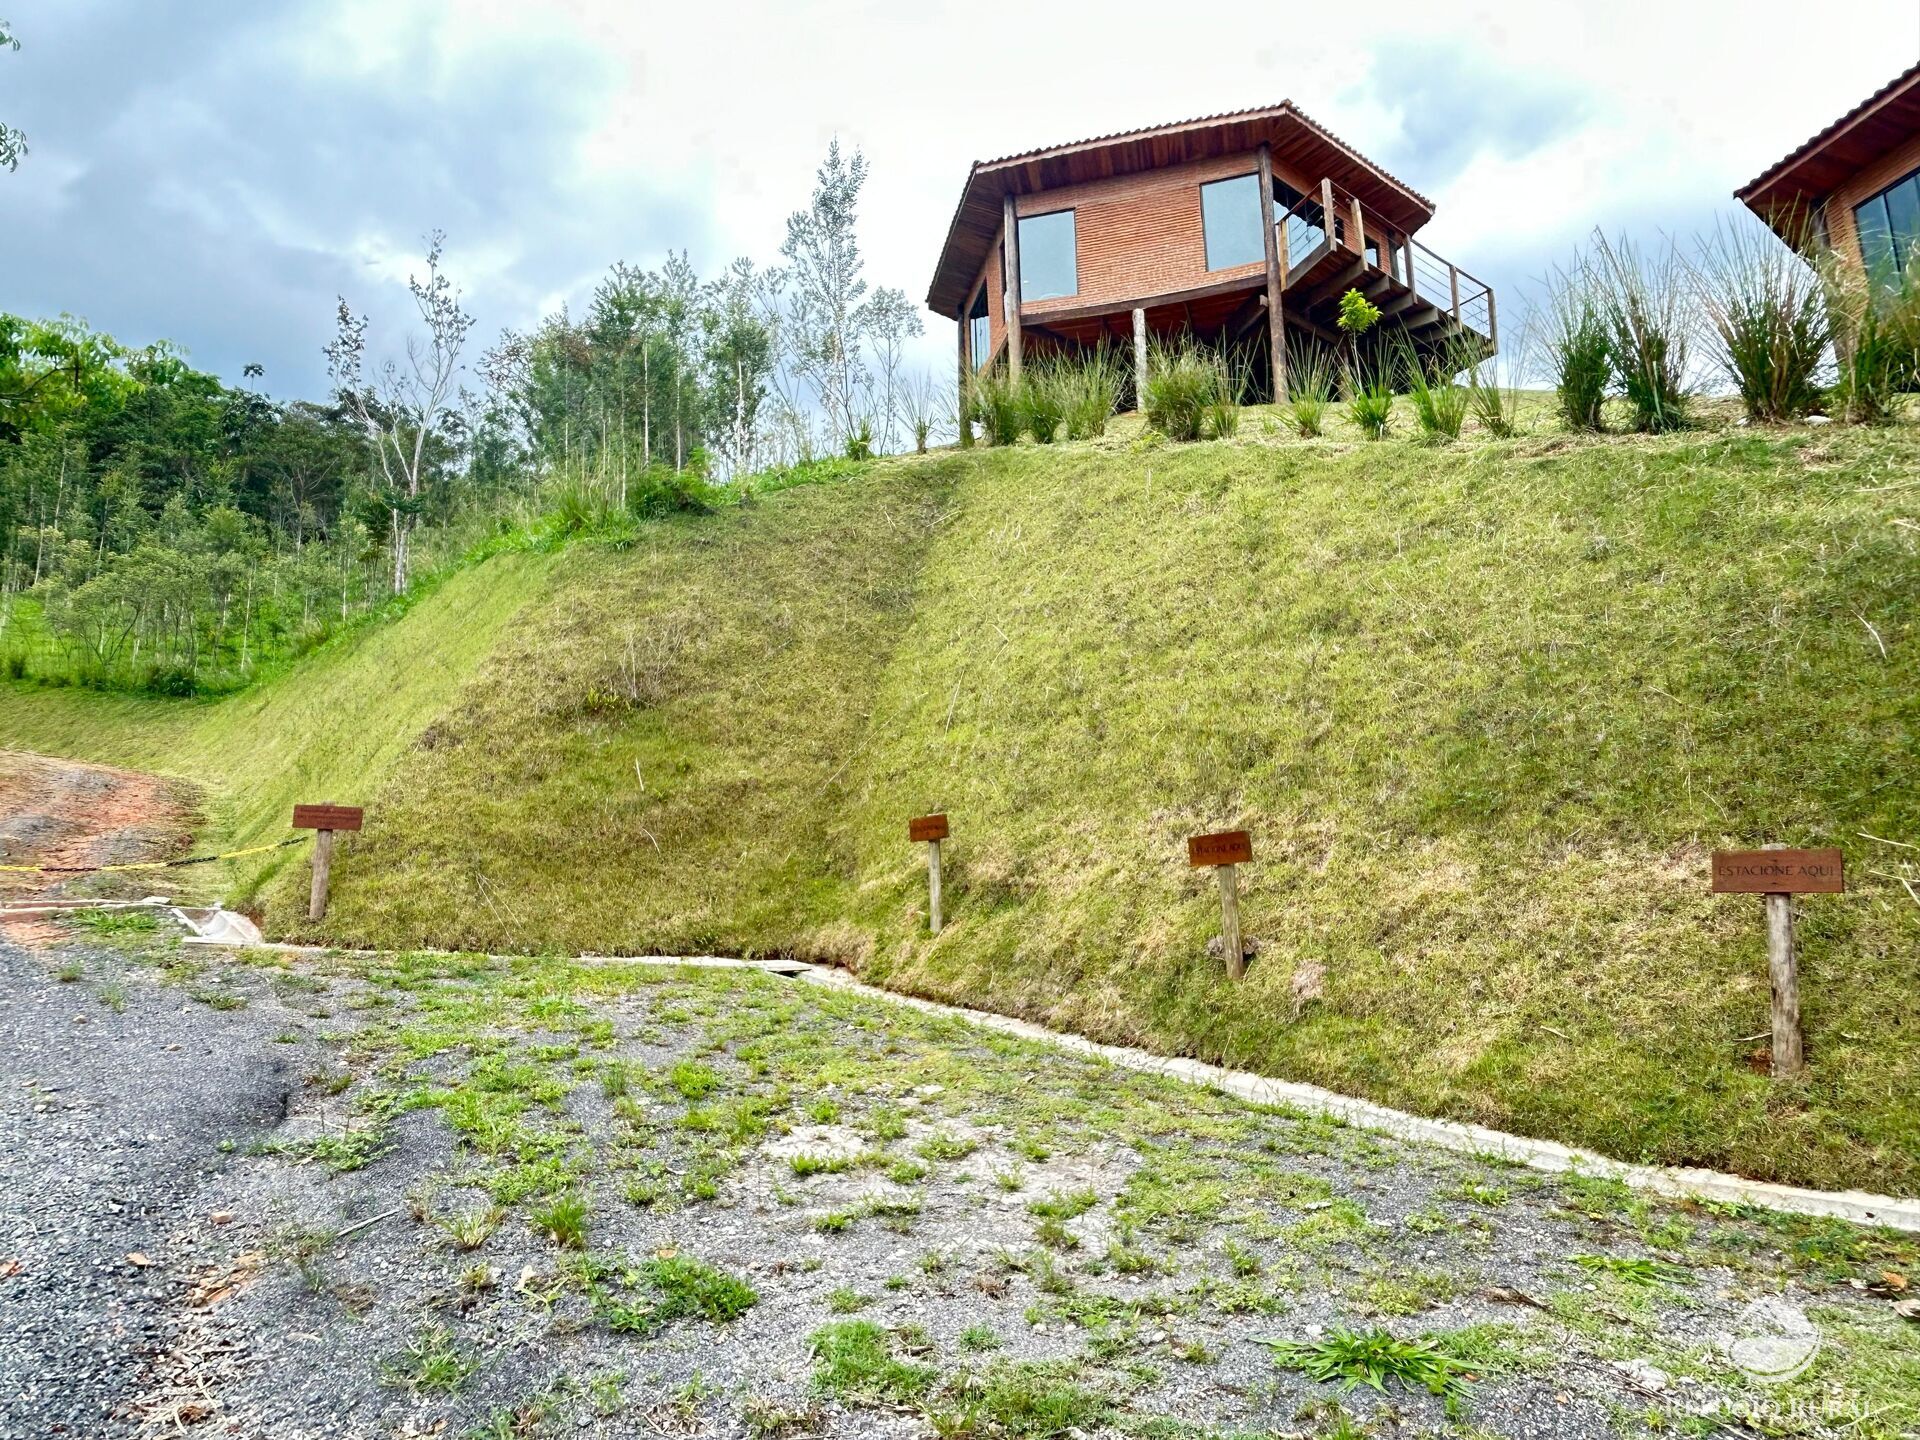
[68,908,161,937]
[532,1192,589,1249]
[808,1320,938,1403]
[1262,1327,1477,1409]
[384,1324,476,1394]
[96,979,128,1012]
[827,1287,870,1313]
[668,1061,721,1100]
[438,1205,504,1251]
[916,1132,977,1162]
[1569,1253,1685,1286]
[958,1324,1000,1352]
[790,1151,854,1177]
[610,1254,759,1330]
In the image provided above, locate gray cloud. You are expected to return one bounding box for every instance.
[2,0,719,398]
[1347,38,1593,192]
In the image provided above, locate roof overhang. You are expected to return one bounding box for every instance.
[925,102,1437,320]
[1735,61,1920,238]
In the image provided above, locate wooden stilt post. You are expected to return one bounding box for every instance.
[1132,307,1148,410]
[1763,844,1803,1079]
[292,803,364,924]
[1002,194,1023,383]
[1216,863,1243,981]
[1257,142,1288,403]
[909,814,950,935]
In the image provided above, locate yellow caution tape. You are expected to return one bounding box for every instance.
[0,835,307,875]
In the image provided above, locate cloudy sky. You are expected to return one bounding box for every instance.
[4,0,1916,398]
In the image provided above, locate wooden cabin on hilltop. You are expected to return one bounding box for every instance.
[926,102,1498,404]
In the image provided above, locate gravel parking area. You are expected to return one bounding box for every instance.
[1,922,1916,1440]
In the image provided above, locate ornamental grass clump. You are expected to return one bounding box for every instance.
[1593,232,1693,433]
[1694,218,1830,422]
[1544,259,1611,431]
[1286,342,1335,437]
[1059,345,1124,439]
[1017,362,1066,444]
[969,367,1024,446]
[1143,340,1237,442]
[1403,340,1470,442]
[1822,247,1920,424]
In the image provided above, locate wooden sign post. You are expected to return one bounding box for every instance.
[1188,830,1253,979]
[1711,844,1844,1080]
[293,804,364,922]
[909,814,949,934]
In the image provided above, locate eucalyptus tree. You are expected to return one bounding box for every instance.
[323,231,475,593]
[781,139,872,446]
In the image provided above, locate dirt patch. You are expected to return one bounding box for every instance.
[0,751,200,937]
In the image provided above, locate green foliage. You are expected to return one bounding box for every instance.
[1593,233,1692,433]
[1403,344,1469,442]
[1142,341,1238,443]
[1569,1252,1684,1285]
[1465,361,1520,438]
[1285,343,1336,437]
[1057,346,1124,440]
[970,369,1024,446]
[844,422,875,461]
[530,1191,588,1249]
[632,1254,759,1325]
[1017,365,1066,444]
[384,1325,476,1394]
[1826,250,1920,424]
[1262,1327,1477,1404]
[807,1320,937,1403]
[1345,375,1394,439]
[1696,219,1831,422]
[1545,261,1612,431]
[1336,289,1381,337]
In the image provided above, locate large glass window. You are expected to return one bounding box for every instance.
[1017,210,1077,300]
[968,286,990,368]
[1201,173,1266,271]
[1854,167,1920,290]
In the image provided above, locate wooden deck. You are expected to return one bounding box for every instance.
[1276,177,1496,360]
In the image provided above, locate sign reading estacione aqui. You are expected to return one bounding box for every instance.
[293,804,365,832]
[1710,848,1844,895]
[1187,830,1252,868]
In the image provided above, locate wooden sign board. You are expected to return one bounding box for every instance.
[293,804,364,832]
[1711,848,1844,895]
[908,814,949,844]
[1188,830,1252,868]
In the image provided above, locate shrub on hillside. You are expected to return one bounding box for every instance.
[1544,259,1611,431]
[1465,358,1520,438]
[629,462,719,517]
[1059,346,1124,440]
[1285,342,1336,437]
[1594,233,1692,432]
[1346,375,1394,439]
[1143,341,1239,442]
[1694,219,1830,423]
[1404,341,1469,442]
[1018,363,1066,443]
[1824,249,1920,424]
[843,422,874,461]
[969,368,1024,446]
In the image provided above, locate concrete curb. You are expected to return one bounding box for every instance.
[232,939,1920,1234]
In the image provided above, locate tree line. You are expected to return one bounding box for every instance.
[0,140,946,696]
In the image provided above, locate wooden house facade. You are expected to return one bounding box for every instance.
[925,103,1497,402]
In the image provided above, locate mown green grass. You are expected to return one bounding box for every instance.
[5,409,1917,1191]
[848,419,1920,1190]
[0,548,558,906]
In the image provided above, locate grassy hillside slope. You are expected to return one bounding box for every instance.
[293,465,955,953]
[4,416,1915,1190]
[0,549,559,905]
[843,425,1919,1191]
